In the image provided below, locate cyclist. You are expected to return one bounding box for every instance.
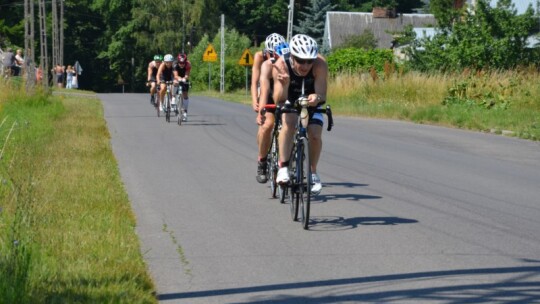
[156,54,176,112]
[252,33,287,183]
[271,34,328,195]
[173,53,192,122]
[146,54,163,105]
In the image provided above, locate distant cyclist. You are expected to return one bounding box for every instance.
[156,54,176,112]
[173,53,192,122]
[252,33,287,183]
[272,34,328,195]
[146,54,163,105]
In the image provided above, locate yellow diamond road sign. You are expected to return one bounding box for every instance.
[203,44,218,62]
[238,49,254,66]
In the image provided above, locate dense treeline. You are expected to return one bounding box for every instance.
[1,0,425,92]
[0,0,538,92]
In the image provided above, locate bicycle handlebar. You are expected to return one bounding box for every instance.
[261,99,334,132]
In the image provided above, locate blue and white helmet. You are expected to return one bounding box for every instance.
[289,34,318,59]
[265,33,286,53]
[164,54,174,62]
[274,42,290,57]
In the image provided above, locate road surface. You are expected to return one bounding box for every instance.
[100,93,540,303]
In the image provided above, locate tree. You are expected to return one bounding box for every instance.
[294,0,336,46]
[409,0,538,71]
[429,0,463,30]
[221,0,288,45]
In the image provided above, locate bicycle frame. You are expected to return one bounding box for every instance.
[162,81,174,122]
[280,97,334,229]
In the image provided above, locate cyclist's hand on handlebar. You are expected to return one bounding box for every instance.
[307,94,321,107]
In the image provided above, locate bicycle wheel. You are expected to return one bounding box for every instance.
[177,95,184,125]
[156,96,161,117]
[298,137,311,229]
[268,132,279,199]
[288,144,299,221]
[165,93,171,122]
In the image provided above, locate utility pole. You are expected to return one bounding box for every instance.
[287,0,295,41]
[24,0,36,89]
[52,0,58,85]
[39,0,48,90]
[182,0,185,53]
[60,0,64,67]
[220,14,225,94]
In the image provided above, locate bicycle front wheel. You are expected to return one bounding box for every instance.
[268,133,279,199]
[165,93,171,122]
[177,95,184,125]
[288,144,299,221]
[156,97,161,117]
[298,137,311,229]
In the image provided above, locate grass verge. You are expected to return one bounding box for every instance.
[200,69,540,141]
[0,83,156,303]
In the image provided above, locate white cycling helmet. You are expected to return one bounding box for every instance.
[164,54,174,62]
[265,33,286,53]
[289,34,318,59]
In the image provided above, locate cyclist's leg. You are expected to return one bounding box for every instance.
[256,112,275,183]
[158,82,166,108]
[277,112,297,184]
[182,82,189,120]
[308,115,324,194]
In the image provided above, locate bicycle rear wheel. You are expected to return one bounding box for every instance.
[268,132,279,199]
[288,144,299,221]
[298,137,311,229]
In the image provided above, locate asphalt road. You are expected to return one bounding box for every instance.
[100,93,540,304]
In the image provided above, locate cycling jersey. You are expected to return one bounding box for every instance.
[174,61,191,78]
[159,64,174,82]
[285,59,323,126]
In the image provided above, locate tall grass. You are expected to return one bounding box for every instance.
[327,69,540,140]
[0,82,156,303]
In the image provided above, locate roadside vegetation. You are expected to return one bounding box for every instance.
[0,81,156,303]
[200,66,540,141]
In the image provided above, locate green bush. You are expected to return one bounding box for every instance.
[327,48,395,75]
[189,29,254,92]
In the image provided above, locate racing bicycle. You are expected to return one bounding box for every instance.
[280,96,333,229]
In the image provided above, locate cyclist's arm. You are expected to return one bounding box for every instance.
[156,63,165,83]
[309,58,328,107]
[258,60,273,112]
[251,52,264,112]
[147,62,153,82]
[173,67,180,82]
[183,62,191,81]
[272,57,289,104]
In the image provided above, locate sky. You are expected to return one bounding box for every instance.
[486,0,538,14]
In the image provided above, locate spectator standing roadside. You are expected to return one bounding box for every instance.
[14,49,24,76]
[36,65,43,84]
[53,64,65,88]
[2,48,17,77]
[66,65,75,89]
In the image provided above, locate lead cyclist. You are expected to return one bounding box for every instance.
[272,34,328,195]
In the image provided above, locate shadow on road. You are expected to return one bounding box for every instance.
[308,216,419,231]
[157,264,540,303]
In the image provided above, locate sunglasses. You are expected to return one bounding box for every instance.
[293,57,314,65]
